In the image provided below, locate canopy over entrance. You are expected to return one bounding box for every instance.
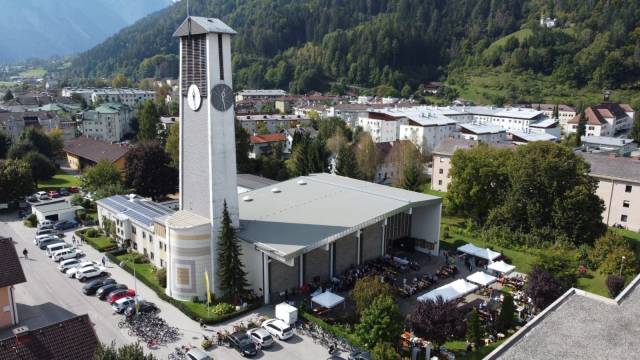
[466,271,498,286]
[487,260,516,274]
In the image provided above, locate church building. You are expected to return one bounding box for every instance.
[97,16,442,304]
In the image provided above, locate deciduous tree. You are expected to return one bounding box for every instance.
[354,132,377,181]
[111,73,128,88]
[355,295,403,348]
[92,341,156,360]
[124,141,177,200]
[0,131,11,158]
[336,143,358,178]
[81,160,122,193]
[0,159,33,203]
[20,127,53,157]
[22,151,56,185]
[217,201,249,302]
[391,141,423,191]
[165,123,179,166]
[350,276,395,315]
[524,267,567,311]
[606,275,625,297]
[411,296,466,350]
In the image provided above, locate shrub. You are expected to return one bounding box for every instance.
[211,303,235,316]
[589,232,630,269]
[525,267,567,311]
[606,275,625,297]
[86,228,99,237]
[70,194,83,206]
[350,276,395,316]
[156,267,167,288]
[23,214,37,227]
[533,250,578,288]
[600,246,636,277]
[131,253,149,264]
[371,342,398,360]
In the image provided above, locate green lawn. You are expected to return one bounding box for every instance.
[38,171,80,190]
[19,67,47,78]
[439,216,611,297]
[486,29,533,52]
[117,254,158,285]
[421,183,446,198]
[443,339,505,360]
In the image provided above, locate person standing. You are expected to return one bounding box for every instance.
[22,248,28,260]
[101,256,106,267]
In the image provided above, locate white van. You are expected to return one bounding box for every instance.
[47,242,71,257]
[38,219,55,228]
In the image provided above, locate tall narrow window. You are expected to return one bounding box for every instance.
[218,33,224,80]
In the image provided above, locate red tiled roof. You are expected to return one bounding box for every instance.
[568,103,629,125]
[368,111,402,121]
[0,237,26,288]
[0,315,98,360]
[63,136,130,164]
[250,133,286,144]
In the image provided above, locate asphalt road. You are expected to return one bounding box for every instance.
[0,212,336,360]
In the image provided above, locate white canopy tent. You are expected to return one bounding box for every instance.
[311,290,345,309]
[466,271,498,287]
[417,279,478,303]
[457,243,501,261]
[487,260,516,274]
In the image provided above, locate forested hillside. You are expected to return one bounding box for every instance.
[68,0,640,98]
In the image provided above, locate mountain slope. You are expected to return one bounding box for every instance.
[69,0,640,95]
[0,0,173,63]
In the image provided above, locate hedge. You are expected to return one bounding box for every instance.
[75,229,117,252]
[301,311,364,349]
[106,251,261,324]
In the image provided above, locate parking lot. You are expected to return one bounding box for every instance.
[0,212,335,359]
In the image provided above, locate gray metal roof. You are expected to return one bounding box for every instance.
[237,173,440,260]
[173,16,237,37]
[489,276,640,360]
[581,152,640,183]
[237,174,278,192]
[97,195,175,227]
[432,138,479,156]
[581,136,635,148]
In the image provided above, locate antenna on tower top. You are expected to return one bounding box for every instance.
[186,0,191,38]
[187,0,190,17]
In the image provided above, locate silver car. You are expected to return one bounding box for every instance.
[247,327,274,348]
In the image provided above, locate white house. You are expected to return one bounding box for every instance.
[458,123,506,142]
[566,103,633,137]
[358,112,409,143]
[80,103,132,142]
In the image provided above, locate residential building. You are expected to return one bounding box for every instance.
[249,133,287,158]
[237,114,312,134]
[281,126,318,155]
[0,237,26,329]
[80,102,132,142]
[235,89,287,102]
[566,103,633,137]
[460,106,547,133]
[61,87,155,108]
[581,153,640,231]
[458,124,506,142]
[358,112,409,143]
[63,135,131,171]
[431,139,479,192]
[581,136,637,156]
[517,103,576,128]
[0,111,62,142]
[528,118,561,138]
[0,314,99,360]
[486,274,640,360]
[97,194,175,269]
[160,116,178,130]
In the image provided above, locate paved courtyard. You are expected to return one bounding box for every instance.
[0,211,334,360]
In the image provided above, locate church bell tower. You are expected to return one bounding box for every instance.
[173,17,239,296]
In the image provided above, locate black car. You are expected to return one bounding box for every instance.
[82,278,116,295]
[124,301,157,317]
[228,332,258,357]
[97,283,128,300]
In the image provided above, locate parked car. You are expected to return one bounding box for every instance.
[58,188,70,196]
[46,242,71,257]
[48,190,60,198]
[66,261,99,278]
[107,289,136,304]
[185,347,212,360]
[75,266,105,282]
[54,220,78,230]
[83,278,116,295]
[37,219,55,228]
[35,227,55,236]
[38,237,64,250]
[112,297,137,313]
[58,258,82,273]
[227,331,258,357]
[26,195,38,203]
[36,191,47,199]
[247,328,274,348]
[348,351,372,360]
[52,248,83,262]
[68,187,79,193]
[97,283,128,300]
[123,301,157,317]
[261,319,293,340]
[34,234,59,246]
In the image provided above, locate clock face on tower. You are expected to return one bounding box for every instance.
[187,84,202,111]
[210,83,234,112]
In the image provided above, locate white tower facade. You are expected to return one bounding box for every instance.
[172,17,239,297]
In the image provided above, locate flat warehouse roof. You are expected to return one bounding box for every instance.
[238,173,440,260]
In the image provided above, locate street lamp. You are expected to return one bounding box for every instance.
[619,256,626,276]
